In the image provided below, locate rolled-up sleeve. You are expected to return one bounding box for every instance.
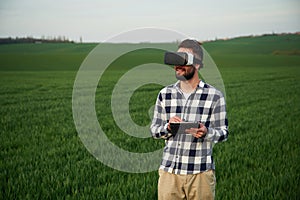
[150,92,172,139]
[205,95,229,143]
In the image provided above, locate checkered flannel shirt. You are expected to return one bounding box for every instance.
[150,80,228,174]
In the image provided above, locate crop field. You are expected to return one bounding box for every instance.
[1,34,300,199]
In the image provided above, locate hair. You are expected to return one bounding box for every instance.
[178,39,203,67]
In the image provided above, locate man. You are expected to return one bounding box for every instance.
[150,39,229,200]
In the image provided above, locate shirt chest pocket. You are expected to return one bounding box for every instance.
[195,104,213,124]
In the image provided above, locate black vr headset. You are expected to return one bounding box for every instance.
[164,52,203,67]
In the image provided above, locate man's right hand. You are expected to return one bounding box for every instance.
[167,116,182,131]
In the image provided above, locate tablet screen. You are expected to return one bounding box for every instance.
[170,122,199,135]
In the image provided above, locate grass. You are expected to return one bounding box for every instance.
[1,34,300,199]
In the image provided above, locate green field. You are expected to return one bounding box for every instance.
[1,34,300,199]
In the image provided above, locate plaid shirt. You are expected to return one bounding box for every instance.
[150,80,228,174]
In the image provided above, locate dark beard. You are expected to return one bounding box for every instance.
[175,67,196,81]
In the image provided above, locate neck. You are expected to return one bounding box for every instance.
[180,77,200,93]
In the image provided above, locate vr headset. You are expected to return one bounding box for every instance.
[164,52,203,67]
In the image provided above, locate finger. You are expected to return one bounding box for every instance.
[199,123,207,133]
[173,116,182,122]
[194,132,201,138]
[169,116,181,123]
[185,129,198,135]
[184,129,193,134]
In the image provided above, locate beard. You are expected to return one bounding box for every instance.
[175,66,196,81]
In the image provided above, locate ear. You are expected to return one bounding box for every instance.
[194,64,200,70]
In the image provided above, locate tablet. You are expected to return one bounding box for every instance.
[170,122,199,135]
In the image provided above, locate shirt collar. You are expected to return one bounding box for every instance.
[174,80,206,91]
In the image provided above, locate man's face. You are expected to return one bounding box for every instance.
[174,48,196,81]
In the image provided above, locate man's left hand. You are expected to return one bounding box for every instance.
[185,123,208,138]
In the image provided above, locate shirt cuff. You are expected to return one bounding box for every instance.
[164,123,169,133]
[161,123,172,139]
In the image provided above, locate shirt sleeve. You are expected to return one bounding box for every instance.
[205,95,229,143]
[150,92,172,139]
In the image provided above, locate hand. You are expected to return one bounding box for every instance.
[185,123,208,138]
[167,116,182,131]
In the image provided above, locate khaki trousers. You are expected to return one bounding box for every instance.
[158,170,216,200]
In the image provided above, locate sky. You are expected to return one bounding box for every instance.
[0,0,299,42]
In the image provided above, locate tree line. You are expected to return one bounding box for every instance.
[0,36,75,44]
